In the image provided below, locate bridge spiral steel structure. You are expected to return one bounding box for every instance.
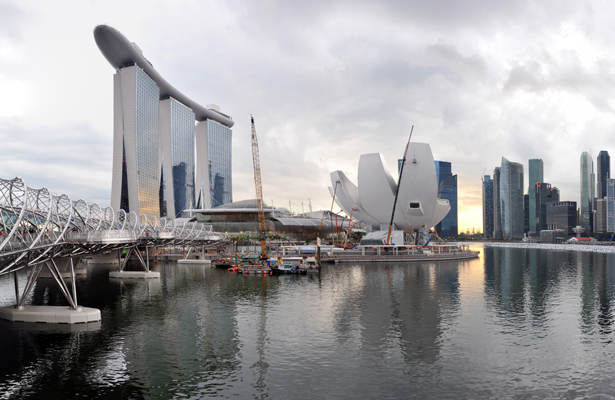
[0,176,227,277]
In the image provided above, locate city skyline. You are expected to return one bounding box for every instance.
[5,1,615,232]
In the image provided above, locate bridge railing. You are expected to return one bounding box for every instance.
[64,229,138,243]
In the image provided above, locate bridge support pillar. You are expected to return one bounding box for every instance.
[13,271,19,306]
[0,257,101,326]
[110,246,160,279]
[47,258,80,310]
[0,305,101,324]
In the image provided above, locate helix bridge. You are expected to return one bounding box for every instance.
[0,177,227,322]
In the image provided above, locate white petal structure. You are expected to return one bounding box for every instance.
[328,171,380,228]
[330,143,450,231]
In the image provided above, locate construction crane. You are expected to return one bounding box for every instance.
[250,115,268,260]
[386,125,414,245]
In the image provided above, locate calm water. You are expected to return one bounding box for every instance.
[2,245,615,398]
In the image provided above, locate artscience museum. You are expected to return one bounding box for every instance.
[329,143,450,233]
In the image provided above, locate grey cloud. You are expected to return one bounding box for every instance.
[425,43,487,79]
[503,52,615,116]
[503,64,545,92]
[238,0,570,34]
[368,58,455,87]
[586,96,613,114]
[0,119,111,205]
[0,0,28,43]
[5,0,615,230]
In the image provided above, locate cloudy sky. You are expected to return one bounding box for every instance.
[1,0,614,233]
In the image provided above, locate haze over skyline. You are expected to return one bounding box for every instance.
[2,0,615,233]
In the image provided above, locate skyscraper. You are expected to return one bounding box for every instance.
[598,151,610,199]
[159,98,196,217]
[528,159,543,235]
[483,175,494,237]
[535,183,559,235]
[547,201,577,236]
[500,157,524,239]
[580,152,595,233]
[94,25,234,218]
[493,167,502,239]
[434,161,458,237]
[607,179,615,233]
[206,117,233,207]
[595,197,608,233]
[112,65,161,217]
[524,194,529,234]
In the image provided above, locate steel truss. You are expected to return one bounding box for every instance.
[0,177,228,309]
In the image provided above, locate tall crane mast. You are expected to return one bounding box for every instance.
[251,115,268,259]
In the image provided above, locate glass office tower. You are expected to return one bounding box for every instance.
[528,159,543,235]
[607,179,615,232]
[159,98,196,218]
[434,161,458,238]
[596,198,608,233]
[111,65,161,218]
[493,167,502,239]
[208,120,233,207]
[524,194,529,234]
[535,183,559,235]
[546,201,577,235]
[500,157,524,239]
[483,175,494,237]
[580,152,595,233]
[598,151,610,199]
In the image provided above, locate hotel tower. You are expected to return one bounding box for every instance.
[94,25,234,218]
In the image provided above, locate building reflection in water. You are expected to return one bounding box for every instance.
[5,249,615,397]
[0,262,248,398]
[483,247,615,342]
[331,261,460,369]
[579,252,615,339]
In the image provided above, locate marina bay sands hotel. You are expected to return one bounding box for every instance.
[94,25,234,218]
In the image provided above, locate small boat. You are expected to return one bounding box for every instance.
[271,263,307,275]
[269,256,319,275]
[214,259,233,269]
[303,256,320,273]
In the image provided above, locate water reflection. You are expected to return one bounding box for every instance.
[578,252,615,339]
[3,249,615,397]
[327,261,460,396]
[482,247,615,342]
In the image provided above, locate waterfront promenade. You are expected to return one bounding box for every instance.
[481,241,615,254]
[319,244,479,263]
